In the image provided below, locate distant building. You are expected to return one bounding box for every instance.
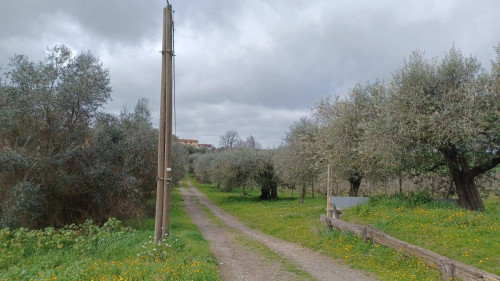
[178,139,214,149]
[198,143,213,149]
[178,138,199,148]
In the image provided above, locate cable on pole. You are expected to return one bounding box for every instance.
[172,9,176,137]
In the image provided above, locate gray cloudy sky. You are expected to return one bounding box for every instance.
[1,0,499,147]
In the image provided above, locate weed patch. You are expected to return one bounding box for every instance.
[344,194,500,275]
[0,189,221,281]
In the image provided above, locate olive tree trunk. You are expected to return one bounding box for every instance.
[441,148,499,211]
[300,182,306,204]
[348,177,361,197]
[270,183,278,199]
[452,173,484,210]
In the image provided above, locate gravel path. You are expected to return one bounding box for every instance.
[181,182,378,281]
[180,186,307,281]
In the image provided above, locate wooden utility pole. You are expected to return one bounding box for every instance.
[155,4,174,245]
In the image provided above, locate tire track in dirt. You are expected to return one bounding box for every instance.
[184,181,378,281]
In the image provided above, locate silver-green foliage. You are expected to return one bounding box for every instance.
[309,45,500,209]
[380,47,500,210]
[0,46,181,227]
[192,142,279,198]
[273,117,320,200]
[172,139,189,186]
[0,45,113,227]
[193,153,215,183]
[314,85,370,195]
[209,148,257,191]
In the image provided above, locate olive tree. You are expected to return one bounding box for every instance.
[314,82,380,196]
[386,46,500,210]
[0,45,113,227]
[359,80,437,194]
[194,147,280,199]
[274,118,319,203]
[254,150,279,199]
[209,148,256,194]
[119,98,158,195]
[273,146,299,196]
[193,153,216,183]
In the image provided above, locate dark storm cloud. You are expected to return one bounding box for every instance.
[1,0,500,147]
[0,0,162,43]
[174,0,500,111]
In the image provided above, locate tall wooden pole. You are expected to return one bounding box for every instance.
[155,4,173,245]
[162,3,174,241]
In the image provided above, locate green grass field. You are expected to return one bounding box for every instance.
[0,189,221,281]
[194,178,500,280]
[343,193,500,275]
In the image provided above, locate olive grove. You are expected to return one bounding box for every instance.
[191,45,500,211]
[279,45,500,210]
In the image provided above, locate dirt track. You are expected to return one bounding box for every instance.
[179,182,378,281]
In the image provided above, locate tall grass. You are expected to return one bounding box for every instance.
[0,189,220,281]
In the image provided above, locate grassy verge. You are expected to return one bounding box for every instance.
[192,180,443,281]
[0,188,220,281]
[343,193,500,275]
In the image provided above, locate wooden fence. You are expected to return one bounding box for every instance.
[320,215,500,281]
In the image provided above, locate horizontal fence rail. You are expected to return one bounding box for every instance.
[320,215,500,281]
